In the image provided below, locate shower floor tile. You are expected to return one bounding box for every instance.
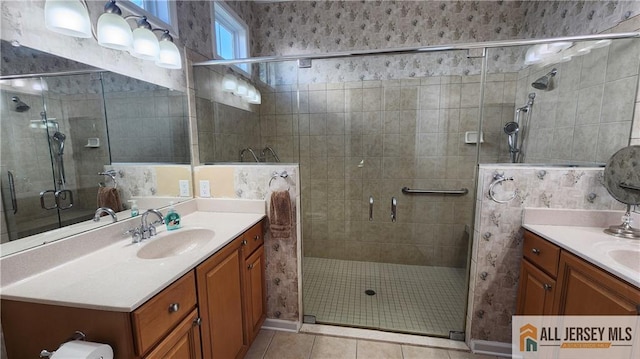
[303,257,467,337]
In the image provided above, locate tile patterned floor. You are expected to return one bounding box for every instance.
[246,330,501,359]
[303,257,467,336]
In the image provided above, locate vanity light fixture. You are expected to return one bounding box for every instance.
[220,73,261,104]
[44,0,92,38]
[96,0,133,50]
[222,74,238,92]
[44,0,182,69]
[130,16,160,60]
[155,30,182,69]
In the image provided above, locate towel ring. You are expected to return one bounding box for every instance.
[98,170,117,189]
[488,172,515,203]
[269,171,290,190]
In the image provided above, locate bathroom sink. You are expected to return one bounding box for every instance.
[607,249,640,272]
[593,240,640,272]
[137,228,215,259]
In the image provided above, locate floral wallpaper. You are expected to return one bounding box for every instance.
[467,165,624,343]
[233,165,301,322]
[245,1,640,84]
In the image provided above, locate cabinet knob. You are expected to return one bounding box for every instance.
[532,248,541,255]
[193,317,202,326]
[241,239,248,246]
[254,235,260,241]
[168,303,180,313]
[248,264,254,269]
[543,284,552,291]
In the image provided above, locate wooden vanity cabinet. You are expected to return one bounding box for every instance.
[242,225,266,343]
[517,230,640,316]
[516,231,559,315]
[196,220,265,359]
[553,250,640,315]
[1,220,266,359]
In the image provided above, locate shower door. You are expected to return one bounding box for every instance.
[298,50,480,337]
[1,73,109,241]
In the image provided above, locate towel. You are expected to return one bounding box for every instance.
[97,187,122,214]
[269,190,292,238]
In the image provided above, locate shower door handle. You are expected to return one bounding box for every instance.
[369,196,374,221]
[55,190,74,210]
[40,190,57,210]
[8,171,17,214]
[391,197,397,222]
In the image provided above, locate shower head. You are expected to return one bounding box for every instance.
[11,96,30,112]
[531,68,558,90]
[52,131,66,155]
[504,121,519,136]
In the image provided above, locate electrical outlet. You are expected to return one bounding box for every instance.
[179,180,190,197]
[199,180,211,198]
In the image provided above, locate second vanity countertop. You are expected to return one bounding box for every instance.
[522,208,640,288]
[0,200,265,312]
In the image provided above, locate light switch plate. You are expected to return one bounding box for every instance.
[179,180,190,197]
[199,180,211,198]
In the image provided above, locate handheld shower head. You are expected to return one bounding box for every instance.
[11,96,30,112]
[531,68,558,90]
[504,122,519,136]
[52,131,66,155]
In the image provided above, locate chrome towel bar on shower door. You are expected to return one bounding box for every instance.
[401,187,468,195]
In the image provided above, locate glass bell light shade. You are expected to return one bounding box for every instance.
[246,86,256,100]
[130,27,160,60]
[97,12,133,50]
[44,0,92,38]
[156,39,182,69]
[248,90,262,105]
[236,81,248,97]
[222,74,237,92]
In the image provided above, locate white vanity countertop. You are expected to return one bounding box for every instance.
[0,200,265,312]
[522,208,640,288]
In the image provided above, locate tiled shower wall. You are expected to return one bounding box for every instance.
[259,72,516,267]
[467,165,624,344]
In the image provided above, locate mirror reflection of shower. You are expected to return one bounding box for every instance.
[505,92,536,163]
[11,96,30,112]
[39,111,67,188]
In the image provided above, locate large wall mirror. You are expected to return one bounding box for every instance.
[479,37,639,165]
[0,41,191,256]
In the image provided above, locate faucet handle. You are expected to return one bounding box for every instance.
[149,224,157,237]
[124,227,142,243]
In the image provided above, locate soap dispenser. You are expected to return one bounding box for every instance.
[128,200,139,217]
[164,201,181,231]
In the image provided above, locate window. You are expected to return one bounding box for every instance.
[119,0,179,37]
[213,2,250,74]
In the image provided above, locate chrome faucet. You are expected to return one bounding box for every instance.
[140,209,164,240]
[261,146,280,162]
[93,207,117,222]
[240,147,260,162]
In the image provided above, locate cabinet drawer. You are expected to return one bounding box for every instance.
[132,271,197,356]
[523,231,560,277]
[243,221,264,258]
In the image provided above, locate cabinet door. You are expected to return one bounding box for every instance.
[244,245,266,342]
[554,251,640,315]
[144,309,202,359]
[196,237,248,359]
[517,259,556,315]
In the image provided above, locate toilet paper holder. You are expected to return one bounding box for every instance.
[40,331,86,358]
